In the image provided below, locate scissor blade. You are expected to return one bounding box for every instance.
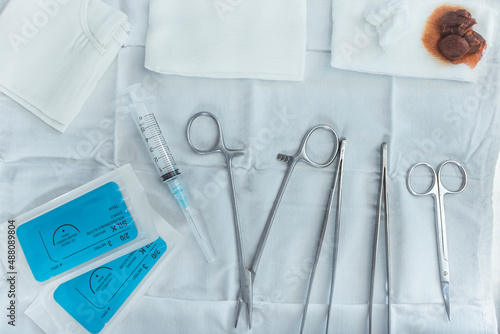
[442,282,450,321]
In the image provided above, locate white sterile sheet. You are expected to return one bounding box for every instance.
[1,0,500,334]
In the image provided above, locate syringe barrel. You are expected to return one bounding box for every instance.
[131,102,180,182]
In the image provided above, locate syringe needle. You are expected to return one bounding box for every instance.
[167,178,216,263]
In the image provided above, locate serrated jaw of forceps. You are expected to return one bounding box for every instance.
[277,154,293,163]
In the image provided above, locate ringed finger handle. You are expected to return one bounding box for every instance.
[407,162,438,196]
[437,160,468,194]
[298,124,339,168]
[187,111,225,155]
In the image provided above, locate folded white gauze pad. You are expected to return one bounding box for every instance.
[331,0,497,82]
[364,0,411,51]
[0,0,130,132]
[145,0,307,81]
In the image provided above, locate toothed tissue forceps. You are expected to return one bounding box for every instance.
[235,124,340,329]
[368,143,391,334]
[407,160,468,321]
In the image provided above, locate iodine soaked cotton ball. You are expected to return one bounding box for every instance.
[438,35,470,61]
[440,9,476,37]
[464,30,486,54]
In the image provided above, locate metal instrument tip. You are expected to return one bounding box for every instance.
[248,300,253,329]
[234,299,242,328]
[442,282,451,321]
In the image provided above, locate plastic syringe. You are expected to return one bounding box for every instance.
[131,102,216,263]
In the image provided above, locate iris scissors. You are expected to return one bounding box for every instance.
[186,112,253,327]
[235,124,340,329]
[407,160,468,321]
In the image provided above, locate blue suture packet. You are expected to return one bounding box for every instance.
[54,238,167,334]
[17,182,139,282]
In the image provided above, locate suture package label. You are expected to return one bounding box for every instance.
[54,238,167,334]
[17,182,138,282]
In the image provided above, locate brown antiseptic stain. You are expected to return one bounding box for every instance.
[422,4,485,69]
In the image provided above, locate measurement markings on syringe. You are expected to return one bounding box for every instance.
[141,113,176,174]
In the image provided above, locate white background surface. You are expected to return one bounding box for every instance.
[0,0,499,333]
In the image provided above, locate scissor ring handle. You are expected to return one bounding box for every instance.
[437,160,468,194]
[407,162,437,196]
[297,124,339,168]
[187,111,225,155]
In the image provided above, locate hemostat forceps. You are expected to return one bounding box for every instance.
[300,139,346,334]
[234,124,340,329]
[368,143,391,334]
[186,112,253,328]
[407,160,468,321]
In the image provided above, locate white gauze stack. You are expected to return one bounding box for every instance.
[0,0,130,132]
[145,0,307,81]
[330,0,497,82]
